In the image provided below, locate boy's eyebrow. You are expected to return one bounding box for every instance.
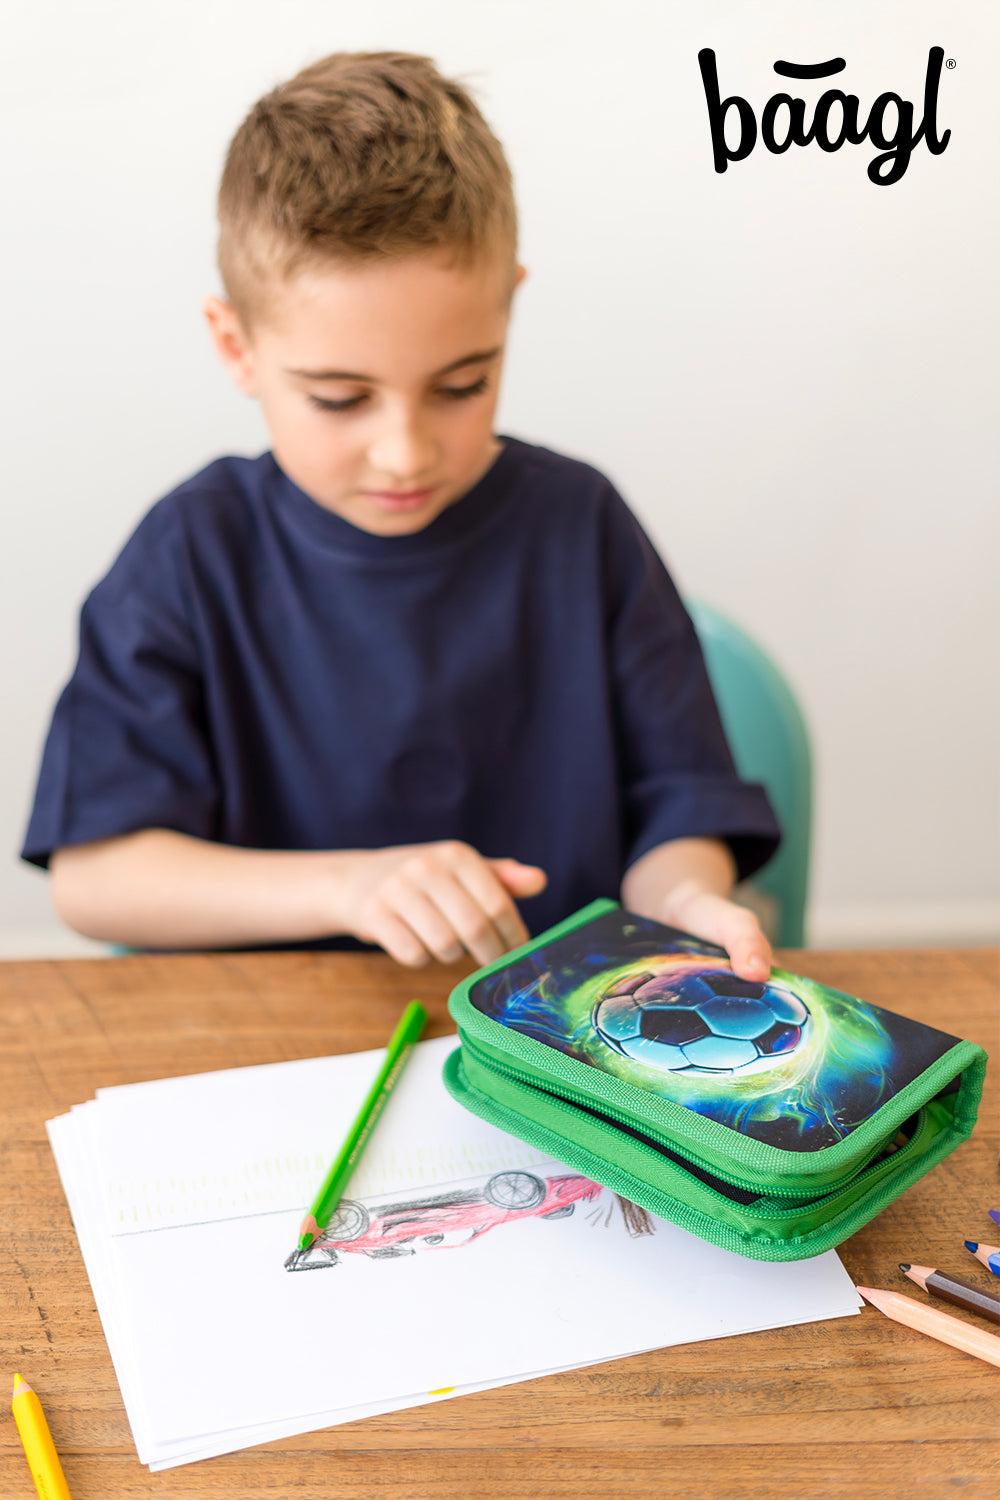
[285,347,503,382]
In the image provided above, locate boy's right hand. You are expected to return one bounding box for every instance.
[341,841,547,968]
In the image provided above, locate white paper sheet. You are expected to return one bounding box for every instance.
[47,1034,860,1468]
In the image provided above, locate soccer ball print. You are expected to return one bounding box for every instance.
[592,969,810,1077]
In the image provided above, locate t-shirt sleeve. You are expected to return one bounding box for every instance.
[20,505,220,868]
[601,491,781,882]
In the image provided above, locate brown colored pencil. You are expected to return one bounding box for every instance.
[857,1286,1000,1366]
[899,1263,1000,1324]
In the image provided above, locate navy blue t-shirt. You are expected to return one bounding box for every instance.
[22,436,779,939]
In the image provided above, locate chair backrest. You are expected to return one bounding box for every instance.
[687,600,812,947]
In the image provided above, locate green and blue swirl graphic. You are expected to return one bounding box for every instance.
[471,911,954,1151]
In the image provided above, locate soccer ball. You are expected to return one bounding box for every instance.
[591,968,810,1076]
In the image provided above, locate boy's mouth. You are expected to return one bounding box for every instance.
[363,486,436,509]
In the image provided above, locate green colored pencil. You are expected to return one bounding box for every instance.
[297,1000,427,1251]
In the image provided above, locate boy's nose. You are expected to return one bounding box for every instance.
[367,411,438,483]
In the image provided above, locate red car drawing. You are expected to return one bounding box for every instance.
[284,1172,602,1271]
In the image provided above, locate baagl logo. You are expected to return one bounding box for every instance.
[698,47,952,185]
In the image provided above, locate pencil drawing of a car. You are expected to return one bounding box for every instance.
[284,1171,601,1271]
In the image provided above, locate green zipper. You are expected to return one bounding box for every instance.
[443,1044,966,1261]
[459,1032,925,1205]
[455,1038,941,1212]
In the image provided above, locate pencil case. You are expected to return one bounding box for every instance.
[443,900,986,1261]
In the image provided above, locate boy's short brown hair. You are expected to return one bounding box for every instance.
[217,51,518,327]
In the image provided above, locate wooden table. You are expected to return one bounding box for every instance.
[1,947,996,1498]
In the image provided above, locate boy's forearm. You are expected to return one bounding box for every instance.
[50,829,361,950]
[621,837,737,926]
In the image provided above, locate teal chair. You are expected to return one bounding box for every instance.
[687,601,812,948]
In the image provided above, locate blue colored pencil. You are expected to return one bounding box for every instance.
[965,1240,1000,1277]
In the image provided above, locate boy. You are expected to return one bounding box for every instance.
[22,51,779,979]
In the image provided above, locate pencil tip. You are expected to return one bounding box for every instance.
[298,1214,320,1250]
[898,1263,910,1271]
[965,1241,978,1252]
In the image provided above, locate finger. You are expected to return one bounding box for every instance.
[364,904,434,968]
[365,846,506,966]
[407,845,524,961]
[672,892,772,983]
[420,868,512,966]
[382,877,476,966]
[715,909,772,982]
[489,858,548,897]
[728,935,772,983]
[443,852,536,955]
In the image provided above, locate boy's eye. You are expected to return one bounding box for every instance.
[308,394,366,413]
[440,375,490,401]
[306,375,490,415]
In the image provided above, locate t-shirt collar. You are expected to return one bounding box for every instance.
[265,438,519,559]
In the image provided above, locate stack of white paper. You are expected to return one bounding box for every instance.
[47,1034,860,1469]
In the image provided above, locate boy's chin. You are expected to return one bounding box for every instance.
[333,488,458,536]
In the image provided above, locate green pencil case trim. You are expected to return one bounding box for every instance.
[443,900,987,1262]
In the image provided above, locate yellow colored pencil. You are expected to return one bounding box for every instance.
[857,1286,1000,1367]
[11,1375,73,1500]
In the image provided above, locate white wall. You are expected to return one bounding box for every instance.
[3,0,997,955]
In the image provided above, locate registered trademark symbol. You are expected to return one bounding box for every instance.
[946,57,956,69]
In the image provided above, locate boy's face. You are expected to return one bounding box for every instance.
[205,250,525,536]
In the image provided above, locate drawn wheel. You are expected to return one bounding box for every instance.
[541,1204,575,1220]
[324,1200,369,1241]
[484,1171,546,1210]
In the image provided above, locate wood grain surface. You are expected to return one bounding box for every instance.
[1,946,997,1499]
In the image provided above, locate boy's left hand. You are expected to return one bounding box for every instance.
[620,839,773,983]
[661,887,772,983]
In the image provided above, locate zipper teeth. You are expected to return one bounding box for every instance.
[462,1038,805,1198]
[461,1036,928,1204]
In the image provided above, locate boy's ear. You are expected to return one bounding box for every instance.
[203,296,258,396]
